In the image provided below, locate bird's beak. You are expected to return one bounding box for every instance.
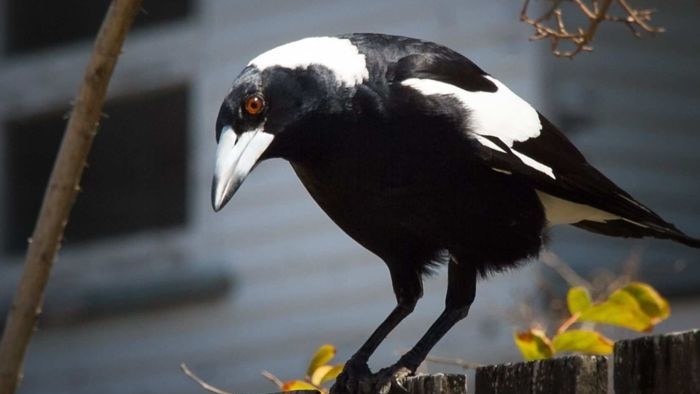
[212,125,274,211]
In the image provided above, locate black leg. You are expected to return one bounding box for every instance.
[373,257,477,392]
[353,268,423,362]
[331,267,423,394]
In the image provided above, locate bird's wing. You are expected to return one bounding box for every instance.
[391,51,699,245]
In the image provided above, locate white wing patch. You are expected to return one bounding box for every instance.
[512,150,555,179]
[401,76,555,179]
[473,135,505,153]
[249,37,369,87]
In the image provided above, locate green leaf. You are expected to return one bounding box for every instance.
[552,329,614,355]
[621,282,670,323]
[567,286,592,315]
[578,289,652,332]
[282,380,320,391]
[514,329,553,361]
[306,344,336,377]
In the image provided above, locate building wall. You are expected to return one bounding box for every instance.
[1,2,542,394]
[0,2,697,394]
[540,1,700,295]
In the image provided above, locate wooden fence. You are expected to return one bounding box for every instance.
[268,329,698,394]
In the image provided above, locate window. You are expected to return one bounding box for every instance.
[2,86,189,254]
[4,0,192,55]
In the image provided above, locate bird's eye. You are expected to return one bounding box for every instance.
[243,95,265,116]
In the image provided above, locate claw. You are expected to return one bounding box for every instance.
[375,366,413,394]
[330,358,372,394]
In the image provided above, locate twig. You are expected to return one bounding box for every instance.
[423,354,484,370]
[181,363,235,394]
[521,0,665,58]
[603,246,641,295]
[0,1,143,393]
[539,251,593,289]
[556,312,581,335]
[261,370,285,389]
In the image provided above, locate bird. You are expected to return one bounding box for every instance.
[211,33,700,393]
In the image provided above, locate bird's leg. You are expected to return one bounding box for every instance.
[330,268,423,394]
[372,258,477,393]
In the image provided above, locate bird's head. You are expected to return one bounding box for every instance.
[211,36,369,211]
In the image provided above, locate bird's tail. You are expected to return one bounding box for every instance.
[574,219,700,249]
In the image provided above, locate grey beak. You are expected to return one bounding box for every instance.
[211,126,274,211]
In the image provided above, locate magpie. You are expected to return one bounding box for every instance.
[211,33,700,393]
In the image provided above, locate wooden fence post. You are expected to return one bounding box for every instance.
[257,330,700,394]
[614,329,700,394]
[397,374,467,394]
[265,391,319,394]
[264,374,467,394]
[475,355,607,394]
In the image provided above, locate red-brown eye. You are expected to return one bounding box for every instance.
[244,95,265,116]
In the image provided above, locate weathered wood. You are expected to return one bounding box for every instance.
[394,373,467,394]
[261,375,466,394]
[475,355,607,394]
[614,329,700,394]
[260,330,700,394]
[264,391,319,394]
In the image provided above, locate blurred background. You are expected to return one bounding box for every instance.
[0,1,698,393]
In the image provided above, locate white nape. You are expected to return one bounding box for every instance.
[249,37,369,87]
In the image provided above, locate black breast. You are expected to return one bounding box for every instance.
[288,101,547,273]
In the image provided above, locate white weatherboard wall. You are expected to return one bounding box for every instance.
[5,2,543,394]
[540,1,700,296]
[5,2,697,394]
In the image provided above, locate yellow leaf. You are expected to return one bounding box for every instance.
[552,329,614,355]
[282,380,319,391]
[514,329,553,361]
[578,289,652,332]
[621,282,670,323]
[320,364,344,385]
[310,365,333,386]
[567,286,592,315]
[306,344,336,377]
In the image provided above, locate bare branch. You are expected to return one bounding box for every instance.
[261,370,285,389]
[521,0,665,58]
[423,354,484,370]
[0,2,143,393]
[539,251,593,289]
[181,363,235,394]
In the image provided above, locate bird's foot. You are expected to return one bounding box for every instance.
[371,365,413,394]
[329,357,372,394]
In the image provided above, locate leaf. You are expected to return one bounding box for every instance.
[567,286,592,315]
[320,364,344,385]
[578,289,652,332]
[282,380,320,391]
[310,365,333,386]
[552,329,614,355]
[306,344,336,377]
[621,282,670,323]
[514,329,553,361]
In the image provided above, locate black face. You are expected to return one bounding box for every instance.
[215,66,266,143]
[217,65,352,141]
[211,64,349,211]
